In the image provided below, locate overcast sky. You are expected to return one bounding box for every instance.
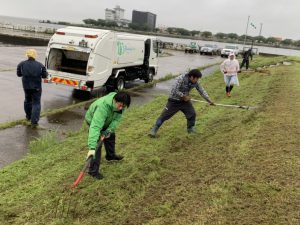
[0,0,299,40]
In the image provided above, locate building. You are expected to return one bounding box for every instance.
[132,10,157,31]
[105,9,115,21]
[105,5,130,27]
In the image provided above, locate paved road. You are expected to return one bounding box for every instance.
[0,46,222,168]
[0,46,222,123]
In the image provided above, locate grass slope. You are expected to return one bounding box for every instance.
[0,56,299,225]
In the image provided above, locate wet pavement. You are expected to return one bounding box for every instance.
[0,46,222,168]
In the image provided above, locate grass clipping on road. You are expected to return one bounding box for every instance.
[0,56,300,225]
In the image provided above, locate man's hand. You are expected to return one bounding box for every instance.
[86,149,96,160]
[181,95,191,102]
[102,130,111,138]
[237,70,241,73]
[223,70,227,74]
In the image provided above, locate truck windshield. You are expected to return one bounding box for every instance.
[47,48,90,75]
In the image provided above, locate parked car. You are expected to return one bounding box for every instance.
[185,42,200,53]
[200,44,220,55]
[220,45,240,57]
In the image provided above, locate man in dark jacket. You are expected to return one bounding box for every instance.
[149,69,214,137]
[17,49,48,128]
[240,48,253,70]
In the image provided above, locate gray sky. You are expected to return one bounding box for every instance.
[0,0,299,40]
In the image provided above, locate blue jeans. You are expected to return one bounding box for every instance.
[224,75,234,87]
[24,89,42,125]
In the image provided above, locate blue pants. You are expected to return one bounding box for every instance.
[24,89,42,125]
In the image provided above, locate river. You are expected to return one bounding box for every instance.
[1,15,300,57]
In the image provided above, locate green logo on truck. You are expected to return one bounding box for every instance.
[117,41,135,56]
[117,41,126,56]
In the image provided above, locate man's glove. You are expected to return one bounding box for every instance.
[223,70,227,74]
[86,149,96,160]
[102,130,111,138]
[181,95,191,102]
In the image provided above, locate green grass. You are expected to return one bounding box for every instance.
[0,56,299,224]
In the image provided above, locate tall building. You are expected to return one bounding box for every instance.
[132,10,157,31]
[105,9,115,21]
[105,5,125,21]
[105,5,130,27]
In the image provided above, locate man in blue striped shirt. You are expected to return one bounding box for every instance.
[149,69,214,137]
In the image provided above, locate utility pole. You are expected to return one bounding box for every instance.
[259,23,263,36]
[243,15,250,48]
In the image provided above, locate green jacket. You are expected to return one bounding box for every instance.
[85,92,124,150]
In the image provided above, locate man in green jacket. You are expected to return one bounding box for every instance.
[85,92,131,179]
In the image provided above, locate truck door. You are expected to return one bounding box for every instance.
[144,39,151,67]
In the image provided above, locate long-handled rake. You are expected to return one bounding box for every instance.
[191,98,257,110]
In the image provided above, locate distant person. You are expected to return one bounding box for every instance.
[149,69,215,138]
[17,49,48,128]
[220,52,240,97]
[240,48,253,70]
[85,92,131,180]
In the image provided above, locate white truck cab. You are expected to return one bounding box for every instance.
[45,26,159,91]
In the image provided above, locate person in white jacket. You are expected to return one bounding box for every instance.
[220,52,240,97]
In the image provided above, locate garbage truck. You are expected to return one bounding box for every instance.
[44,26,159,91]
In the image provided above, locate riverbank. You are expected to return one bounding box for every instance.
[1,26,300,56]
[0,55,299,224]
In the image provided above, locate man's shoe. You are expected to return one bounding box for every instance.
[187,126,197,134]
[88,172,104,180]
[149,125,159,138]
[106,154,124,161]
[226,92,231,97]
[31,123,39,129]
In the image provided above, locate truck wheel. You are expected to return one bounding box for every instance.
[115,76,125,91]
[144,70,154,83]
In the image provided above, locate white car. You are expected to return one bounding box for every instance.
[220,45,239,57]
[200,44,220,55]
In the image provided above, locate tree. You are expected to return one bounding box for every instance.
[175,28,190,36]
[281,39,293,46]
[266,37,278,44]
[253,36,266,43]
[227,33,239,40]
[97,19,106,26]
[166,27,175,34]
[215,32,227,39]
[294,40,300,47]
[105,21,118,27]
[190,30,200,36]
[83,19,98,25]
[201,31,212,38]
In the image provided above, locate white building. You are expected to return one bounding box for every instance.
[105,9,115,21]
[105,5,124,21]
[105,5,130,27]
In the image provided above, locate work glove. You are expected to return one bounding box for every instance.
[181,95,191,102]
[101,130,111,138]
[86,149,96,160]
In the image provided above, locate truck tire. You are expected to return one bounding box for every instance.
[115,76,125,91]
[144,70,154,83]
